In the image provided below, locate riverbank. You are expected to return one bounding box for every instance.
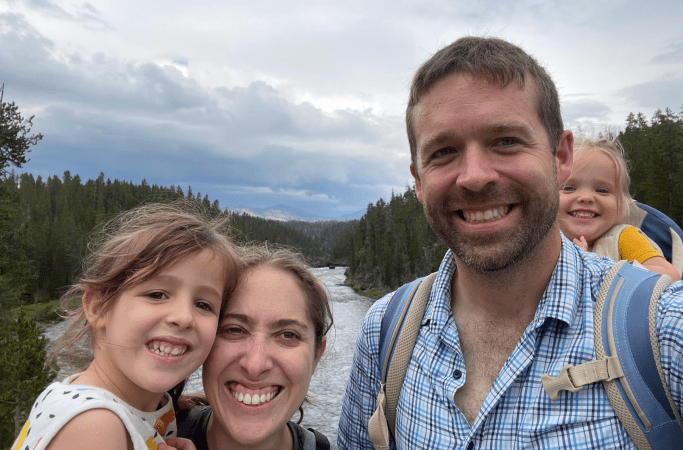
[43,320,93,380]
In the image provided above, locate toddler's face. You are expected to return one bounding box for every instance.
[559,147,619,249]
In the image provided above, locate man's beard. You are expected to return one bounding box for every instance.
[424,182,560,273]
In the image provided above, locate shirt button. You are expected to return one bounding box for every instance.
[466,442,474,450]
[453,369,462,379]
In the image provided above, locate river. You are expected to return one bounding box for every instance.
[45,266,374,444]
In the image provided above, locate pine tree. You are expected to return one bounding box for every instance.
[0,308,57,446]
[0,85,43,175]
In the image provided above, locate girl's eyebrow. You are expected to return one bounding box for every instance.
[142,274,222,297]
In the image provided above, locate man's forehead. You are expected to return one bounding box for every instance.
[418,73,533,107]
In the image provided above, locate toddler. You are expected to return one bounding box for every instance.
[559,136,680,281]
[12,201,240,450]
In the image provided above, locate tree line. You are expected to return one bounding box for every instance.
[337,106,683,296]
[331,187,448,296]
[1,170,349,303]
[621,108,683,225]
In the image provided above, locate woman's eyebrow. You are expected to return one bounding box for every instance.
[269,319,309,330]
[218,315,308,331]
[220,313,252,325]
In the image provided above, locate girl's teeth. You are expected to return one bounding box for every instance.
[150,343,187,356]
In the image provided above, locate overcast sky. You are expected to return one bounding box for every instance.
[1,0,682,219]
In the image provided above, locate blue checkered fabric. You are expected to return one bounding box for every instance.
[337,236,683,449]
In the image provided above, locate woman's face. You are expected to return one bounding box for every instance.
[202,264,325,449]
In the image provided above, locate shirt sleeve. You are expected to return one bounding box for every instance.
[618,225,663,263]
[337,295,395,450]
[657,282,683,414]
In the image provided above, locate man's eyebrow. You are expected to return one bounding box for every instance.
[419,131,458,154]
[484,123,535,138]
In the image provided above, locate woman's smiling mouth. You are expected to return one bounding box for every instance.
[230,383,282,406]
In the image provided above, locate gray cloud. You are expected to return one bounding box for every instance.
[652,42,683,64]
[562,99,612,127]
[3,0,681,218]
[0,11,407,218]
[22,0,111,29]
[617,75,683,112]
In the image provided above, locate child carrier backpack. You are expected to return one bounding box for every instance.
[593,202,683,275]
[368,262,683,450]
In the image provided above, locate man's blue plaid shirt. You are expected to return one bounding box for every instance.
[338,237,683,449]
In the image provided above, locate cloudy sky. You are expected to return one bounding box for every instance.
[1,0,682,220]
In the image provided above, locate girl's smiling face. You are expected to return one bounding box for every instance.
[202,264,325,449]
[559,147,620,249]
[85,249,225,411]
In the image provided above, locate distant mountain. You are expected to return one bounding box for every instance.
[336,209,365,221]
[232,204,330,222]
[232,204,365,222]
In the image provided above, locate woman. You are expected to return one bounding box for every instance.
[177,245,333,450]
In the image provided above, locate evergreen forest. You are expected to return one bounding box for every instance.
[1,171,354,302]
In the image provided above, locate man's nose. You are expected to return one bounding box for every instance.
[454,146,500,192]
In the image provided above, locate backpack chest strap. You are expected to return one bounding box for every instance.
[541,356,624,401]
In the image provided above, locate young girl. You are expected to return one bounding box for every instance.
[13,201,240,450]
[559,136,681,281]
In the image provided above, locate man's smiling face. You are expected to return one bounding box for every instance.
[410,74,572,272]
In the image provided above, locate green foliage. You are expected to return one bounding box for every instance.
[0,88,44,175]
[0,308,57,446]
[0,183,36,310]
[3,171,347,301]
[620,107,683,226]
[334,186,447,294]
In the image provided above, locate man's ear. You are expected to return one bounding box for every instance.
[410,163,424,204]
[82,291,106,330]
[555,130,574,184]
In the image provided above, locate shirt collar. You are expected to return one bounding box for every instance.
[532,236,583,328]
[425,237,583,329]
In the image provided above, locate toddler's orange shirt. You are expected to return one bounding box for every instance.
[618,225,662,263]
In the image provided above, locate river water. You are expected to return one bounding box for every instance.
[45,266,374,444]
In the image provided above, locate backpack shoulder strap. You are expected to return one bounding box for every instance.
[542,260,683,449]
[368,272,437,450]
[595,261,682,449]
[301,427,330,450]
